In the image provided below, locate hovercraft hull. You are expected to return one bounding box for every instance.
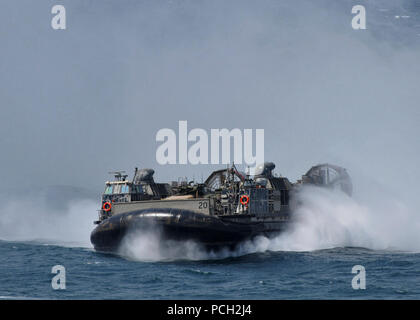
[90,208,289,252]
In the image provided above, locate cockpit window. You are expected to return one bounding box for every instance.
[121,185,129,193]
[113,184,121,194]
[104,185,113,194]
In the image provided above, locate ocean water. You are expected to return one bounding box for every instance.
[1,240,419,300]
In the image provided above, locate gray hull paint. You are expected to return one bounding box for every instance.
[90,208,290,252]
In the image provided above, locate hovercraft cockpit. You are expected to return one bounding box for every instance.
[96,168,172,223]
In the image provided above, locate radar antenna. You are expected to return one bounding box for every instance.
[108,171,128,181]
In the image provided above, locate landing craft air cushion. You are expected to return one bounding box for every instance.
[90,163,352,252]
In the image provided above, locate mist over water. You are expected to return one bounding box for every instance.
[0,194,97,248]
[1,0,419,191]
[270,187,420,253]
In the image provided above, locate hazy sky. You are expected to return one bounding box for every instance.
[1,0,419,196]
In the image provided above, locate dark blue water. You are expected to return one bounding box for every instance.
[1,240,419,299]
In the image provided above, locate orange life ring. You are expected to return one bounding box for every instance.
[103,201,112,212]
[240,195,249,206]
